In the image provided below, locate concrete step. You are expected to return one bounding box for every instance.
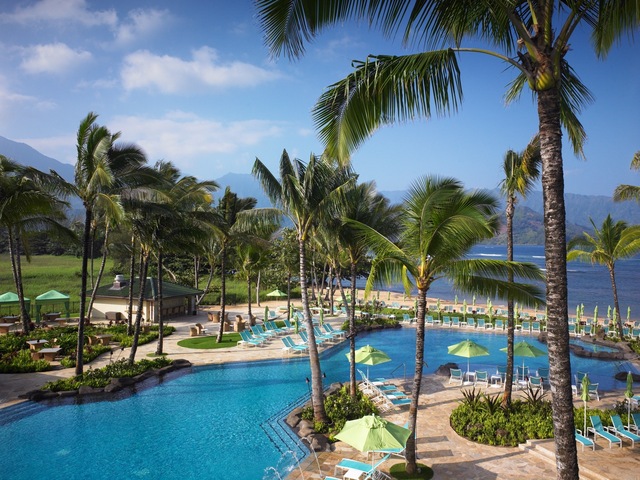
[520,439,611,480]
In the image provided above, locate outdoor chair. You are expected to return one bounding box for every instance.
[528,376,543,393]
[588,415,622,449]
[587,382,600,401]
[449,368,463,386]
[281,336,307,355]
[442,316,451,327]
[475,370,489,387]
[322,323,345,338]
[466,318,476,328]
[575,429,595,451]
[610,414,640,447]
[477,318,486,329]
[631,413,640,434]
[521,321,531,333]
[494,319,504,331]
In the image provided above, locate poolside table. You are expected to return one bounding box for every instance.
[39,347,62,362]
[43,312,61,321]
[0,323,14,335]
[26,339,48,351]
[94,334,112,346]
[1,316,19,323]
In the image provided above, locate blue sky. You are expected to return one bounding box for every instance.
[0,0,638,196]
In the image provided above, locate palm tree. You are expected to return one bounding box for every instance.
[567,215,640,335]
[613,151,640,202]
[499,136,541,406]
[0,156,73,331]
[73,111,147,374]
[255,4,638,475]
[333,181,401,397]
[348,175,543,472]
[253,150,355,423]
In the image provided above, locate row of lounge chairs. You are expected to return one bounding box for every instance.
[357,369,411,412]
[449,366,551,391]
[582,414,640,450]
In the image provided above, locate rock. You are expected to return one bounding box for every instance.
[435,362,459,376]
[614,371,640,382]
[172,359,192,369]
[297,421,315,438]
[285,408,303,428]
[78,385,103,395]
[309,434,331,452]
[58,390,78,398]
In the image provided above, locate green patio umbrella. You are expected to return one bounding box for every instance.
[447,339,490,376]
[346,345,391,378]
[581,374,591,434]
[500,340,547,380]
[336,414,411,454]
[625,371,634,429]
[266,289,287,298]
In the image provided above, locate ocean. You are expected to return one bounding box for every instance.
[365,244,640,319]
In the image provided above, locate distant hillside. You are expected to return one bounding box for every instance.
[0,135,75,182]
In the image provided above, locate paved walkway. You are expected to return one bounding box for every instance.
[1,306,639,479]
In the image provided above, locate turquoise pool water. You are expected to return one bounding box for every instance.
[1,328,636,480]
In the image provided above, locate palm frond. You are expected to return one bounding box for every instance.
[313,50,462,162]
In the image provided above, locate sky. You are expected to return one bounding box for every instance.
[0,0,638,196]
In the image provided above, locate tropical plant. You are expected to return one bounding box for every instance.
[255,3,639,475]
[499,136,541,406]
[567,215,640,335]
[334,181,401,397]
[253,150,355,422]
[613,151,640,202]
[348,175,544,471]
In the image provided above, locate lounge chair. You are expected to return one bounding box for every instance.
[537,367,550,384]
[313,326,336,342]
[531,321,541,333]
[466,318,476,328]
[334,453,391,479]
[402,313,413,324]
[265,321,286,335]
[299,330,324,345]
[588,415,622,448]
[575,429,595,451]
[520,321,531,333]
[630,413,640,434]
[568,324,579,336]
[322,323,345,338]
[494,319,504,331]
[441,315,450,327]
[281,336,308,355]
[426,315,434,326]
[496,365,508,383]
[587,382,599,401]
[475,370,489,387]
[528,376,543,393]
[610,414,640,447]
[282,319,295,332]
[452,317,460,327]
[583,324,592,336]
[237,330,264,348]
[449,368,463,386]
[251,325,275,339]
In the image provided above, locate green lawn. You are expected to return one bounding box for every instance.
[0,254,114,315]
[177,333,241,349]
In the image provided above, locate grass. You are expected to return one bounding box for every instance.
[0,254,115,315]
[177,333,241,349]
[389,463,434,479]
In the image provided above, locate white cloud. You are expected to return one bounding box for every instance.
[109,111,285,172]
[20,43,91,74]
[0,0,117,27]
[114,8,172,46]
[121,46,281,93]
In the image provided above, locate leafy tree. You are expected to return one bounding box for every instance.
[613,151,640,202]
[253,150,355,422]
[499,136,541,406]
[349,175,544,472]
[255,3,639,475]
[567,215,640,335]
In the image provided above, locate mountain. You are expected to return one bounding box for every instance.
[0,135,75,182]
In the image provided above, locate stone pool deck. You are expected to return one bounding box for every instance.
[1,307,639,479]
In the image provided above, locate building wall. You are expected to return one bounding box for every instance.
[92,296,190,322]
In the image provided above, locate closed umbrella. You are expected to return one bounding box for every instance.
[500,340,547,382]
[607,305,612,319]
[347,345,391,378]
[336,414,411,454]
[454,295,458,306]
[319,308,324,326]
[581,374,591,434]
[448,339,490,377]
[593,306,598,325]
[472,295,476,307]
[462,299,467,321]
[264,305,269,321]
[625,371,634,430]
[628,306,631,323]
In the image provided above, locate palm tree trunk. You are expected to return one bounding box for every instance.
[504,196,515,406]
[156,252,165,356]
[348,259,358,397]
[256,271,261,307]
[286,271,291,321]
[538,87,579,480]
[609,265,623,334]
[8,228,31,332]
[194,255,199,289]
[129,250,149,364]
[336,273,350,317]
[246,275,252,319]
[76,206,93,375]
[405,286,427,474]
[216,244,227,343]
[87,223,110,321]
[127,234,136,336]
[196,258,215,306]
[299,236,327,422]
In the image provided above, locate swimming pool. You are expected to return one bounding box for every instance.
[0,328,636,479]
[569,339,621,353]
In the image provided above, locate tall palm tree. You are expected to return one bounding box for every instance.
[499,136,541,406]
[567,215,640,335]
[255,4,638,475]
[333,181,401,397]
[253,150,355,422]
[349,176,543,472]
[613,151,640,202]
[0,156,73,331]
[73,111,147,374]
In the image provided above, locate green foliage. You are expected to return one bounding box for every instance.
[0,349,50,373]
[43,357,172,392]
[451,393,554,446]
[389,462,434,479]
[521,385,548,406]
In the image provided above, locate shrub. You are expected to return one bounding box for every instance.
[0,349,50,373]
